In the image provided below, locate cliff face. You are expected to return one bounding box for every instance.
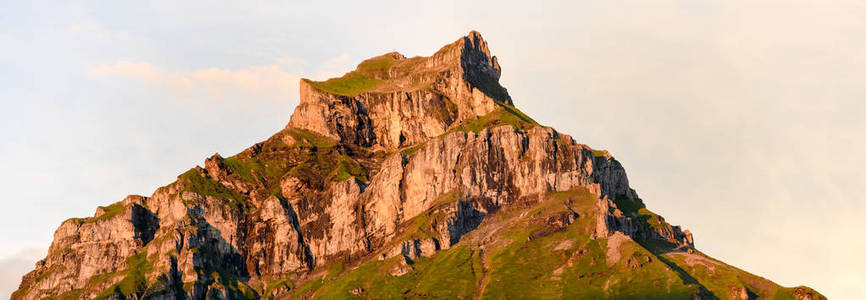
[14,31,823,300]
[288,31,509,149]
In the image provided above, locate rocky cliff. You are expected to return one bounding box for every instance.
[14,31,824,300]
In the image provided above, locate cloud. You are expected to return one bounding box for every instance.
[0,249,45,299]
[6,1,864,298]
[87,61,302,101]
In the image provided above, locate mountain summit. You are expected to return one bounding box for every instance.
[14,31,824,300]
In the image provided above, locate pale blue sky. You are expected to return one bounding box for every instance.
[1,1,864,298]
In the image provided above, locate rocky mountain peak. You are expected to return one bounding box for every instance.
[13,31,825,300]
[288,31,515,149]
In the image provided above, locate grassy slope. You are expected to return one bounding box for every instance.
[289,189,703,299]
[303,246,481,299]
[48,128,369,300]
[284,187,823,299]
[39,78,822,299]
[448,103,538,134]
[41,119,820,300]
[654,249,814,299]
[92,251,153,300]
[219,128,369,192]
[479,189,699,300]
[306,54,397,96]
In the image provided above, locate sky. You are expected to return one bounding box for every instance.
[1,0,864,298]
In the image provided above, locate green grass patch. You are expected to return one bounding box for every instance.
[613,196,646,216]
[286,128,337,148]
[91,203,126,223]
[178,168,250,210]
[656,249,816,299]
[222,156,290,187]
[449,104,538,134]
[400,211,443,241]
[93,251,153,300]
[477,188,701,299]
[355,54,397,77]
[219,128,341,189]
[287,150,368,187]
[402,144,425,156]
[392,191,462,242]
[262,277,294,299]
[43,289,85,300]
[333,157,367,182]
[306,74,381,97]
[290,275,325,300]
[205,271,258,299]
[305,53,402,97]
[306,246,480,299]
[324,261,345,281]
[430,191,459,208]
[67,202,128,224]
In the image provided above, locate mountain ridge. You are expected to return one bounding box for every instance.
[14,31,824,300]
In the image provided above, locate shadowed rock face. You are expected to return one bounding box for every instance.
[13,32,824,300]
[288,30,510,149]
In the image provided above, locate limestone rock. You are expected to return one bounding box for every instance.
[13,31,822,300]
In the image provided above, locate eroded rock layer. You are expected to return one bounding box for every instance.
[14,31,823,300]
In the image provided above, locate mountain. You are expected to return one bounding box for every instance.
[14,31,824,300]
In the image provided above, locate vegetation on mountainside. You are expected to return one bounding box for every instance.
[651,246,811,300]
[67,202,127,224]
[282,187,824,299]
[287,188,702,299]
[305,75,381,97]
[261,277,294,299]
[18,32,827,300]
[90,203,126,223]
[612,195,647,216]
[591,149,608,157]
[178,168,249,209]
[401,143,425,156]
[480,188,699,299]
[306,53,399,96]
[449,104,538,134]
[188,250,258,300]
[217,128,369,193]
[293,246,481,299]
[92,251,153,300]
[391,192,460,241]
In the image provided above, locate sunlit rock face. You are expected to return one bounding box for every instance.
[13,31,823,300]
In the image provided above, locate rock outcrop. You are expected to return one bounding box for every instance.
[14,31,823,300]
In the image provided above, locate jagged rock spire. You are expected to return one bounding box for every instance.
[288,31,512,149]
[13,31,825,300]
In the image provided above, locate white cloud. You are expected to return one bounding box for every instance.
[87,61,302,101]
[4,1,865,298]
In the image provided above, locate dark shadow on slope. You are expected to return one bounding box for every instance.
[186,206,257,300]
[460,33,511,104]
[277,194,316,270]
[636,238,720,300]
[131,204,160,246]
[447,201,486,246]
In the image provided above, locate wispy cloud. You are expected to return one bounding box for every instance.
[87,61,302,101]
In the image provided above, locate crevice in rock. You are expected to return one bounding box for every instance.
[131,204,159,246]
[277,196,316,270]
[447,201,486,246]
